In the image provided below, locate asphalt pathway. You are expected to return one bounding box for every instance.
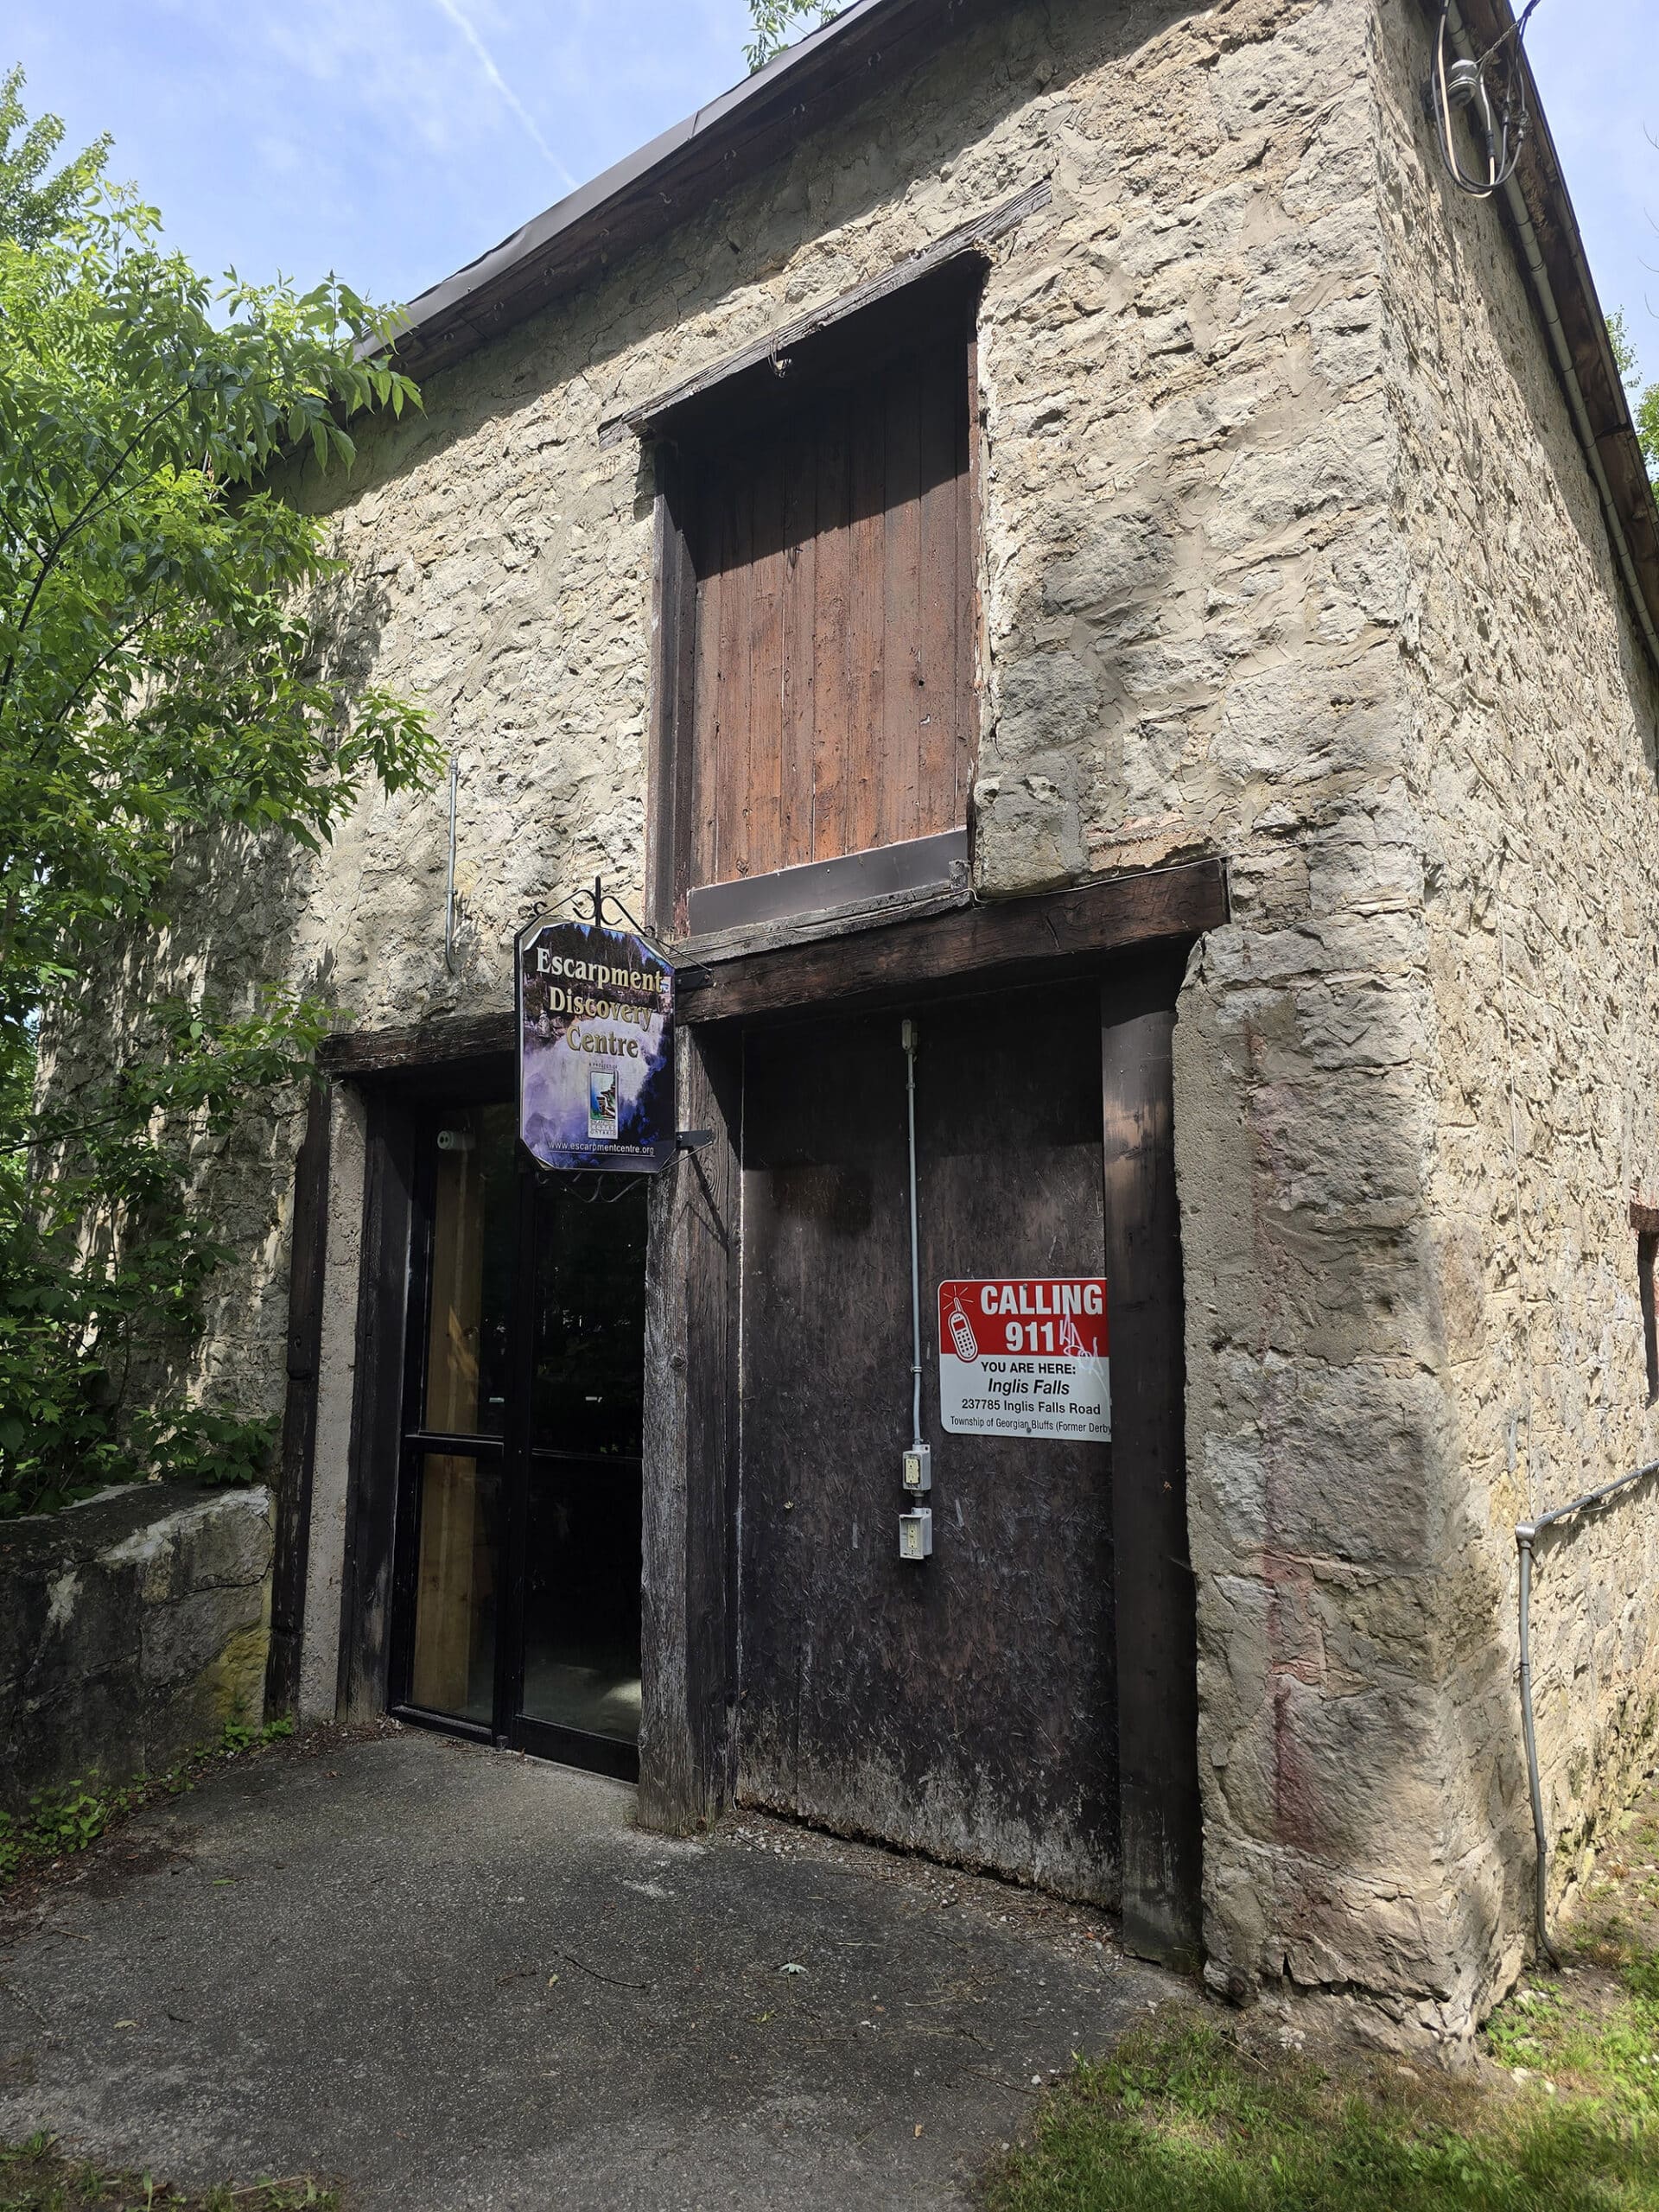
[0,1727,1179,2209]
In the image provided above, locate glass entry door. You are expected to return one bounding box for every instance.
[390,1102,646,1781]
[505,1173,646,1777]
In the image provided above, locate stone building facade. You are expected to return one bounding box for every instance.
[147,0,1659,2049]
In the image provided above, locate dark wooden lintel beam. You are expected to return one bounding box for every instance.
[320,1011,514,1076]
[315,861,1226,1073]
[677,859,1227,1026]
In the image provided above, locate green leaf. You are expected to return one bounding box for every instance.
[0,74,434,1519]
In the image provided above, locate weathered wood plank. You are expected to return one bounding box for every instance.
[917,342,961,837]
[780,422,817,872]
[811,397,852,861]
[336,1093,416,1721]
[1101,957,1203,1968]
[646,455,700,936]
[264,1081,332,1717]
[958,333,982,810]
[849,387,887,855]
[688,474,724,902]
[881,356,923,849]
[320,1012,514,1077]
[718,476,754,881]
[747,441,787,877]
[638,1026,741,1832]
[679,859,1228,1026]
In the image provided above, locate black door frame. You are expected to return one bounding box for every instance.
[499,1151,643,1783]
[311,858,1224,1961]
[323,1050,643,1782]
[381,1106,644,1782]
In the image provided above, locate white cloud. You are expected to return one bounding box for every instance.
[429,0,577,188]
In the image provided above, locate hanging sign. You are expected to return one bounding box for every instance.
[938,1278,1110,1441]
[516,913,676,1173]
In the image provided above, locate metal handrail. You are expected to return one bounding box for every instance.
[1516,1457,1659,1964]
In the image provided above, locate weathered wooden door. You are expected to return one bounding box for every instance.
[737,983,1117,1901]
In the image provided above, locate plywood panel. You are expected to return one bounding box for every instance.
[685,335,972,895]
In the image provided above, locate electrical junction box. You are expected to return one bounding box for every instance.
[898,1508,933,1562]
[901,1444,931,1495]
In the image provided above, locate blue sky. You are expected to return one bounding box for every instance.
[7,2,1658,380]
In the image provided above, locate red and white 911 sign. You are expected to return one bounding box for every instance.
[937,1279,1110,1441]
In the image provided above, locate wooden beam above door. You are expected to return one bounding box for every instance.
[677,857,1228,1026]
[316,858,1227,1076]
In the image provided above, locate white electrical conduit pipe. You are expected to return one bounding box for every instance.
[1516,1458,1659,1966]
[444,753,461,972]
[902,1018,923,1450]
[1440,3,1659,675]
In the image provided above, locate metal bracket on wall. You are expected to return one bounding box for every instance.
[1516,1456,1659,1965]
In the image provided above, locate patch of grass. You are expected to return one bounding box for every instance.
[983,2012,1659,2211]
[0,2131,336,2210]
[1485,1957,1659,2120]
[990,1784,1659,2210]
[0,1719,294,1892]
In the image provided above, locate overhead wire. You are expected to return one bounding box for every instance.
[1432,0,1545,200]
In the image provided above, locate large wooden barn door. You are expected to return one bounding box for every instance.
[736,982,1118,1902]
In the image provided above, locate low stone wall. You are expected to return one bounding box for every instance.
[0,1482,271,1810]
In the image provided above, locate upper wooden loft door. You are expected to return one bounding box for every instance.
[650,264,981,938]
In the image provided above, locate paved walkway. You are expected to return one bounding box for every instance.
[0,1728,1178,2209]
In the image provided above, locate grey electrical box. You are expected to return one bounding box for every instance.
[898,1507,933,1562]
[901,1443,931,1495]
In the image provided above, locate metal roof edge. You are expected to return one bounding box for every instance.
[375,0,982,379]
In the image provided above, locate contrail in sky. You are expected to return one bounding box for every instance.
[429,0,577,188]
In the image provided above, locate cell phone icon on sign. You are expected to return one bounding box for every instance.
[588,1068,619,1141]
[947,1293,978,1361]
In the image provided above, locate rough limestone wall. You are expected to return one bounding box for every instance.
[1373,0,1659,1982]
[132,2,1363,1427]
[0,1482,272,1808]
[133,0,1492,2033]
[1155,3,1496,2046]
